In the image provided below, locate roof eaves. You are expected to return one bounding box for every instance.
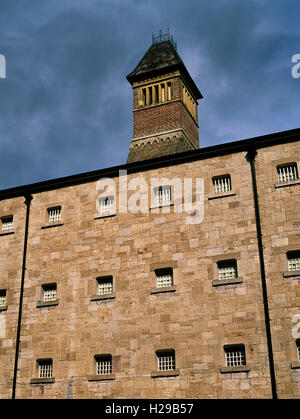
[0,128,299,201]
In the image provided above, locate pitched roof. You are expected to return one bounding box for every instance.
[126,40,203,99]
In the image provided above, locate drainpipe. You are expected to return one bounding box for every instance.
[12,193,32,399]
[246,149,277,399]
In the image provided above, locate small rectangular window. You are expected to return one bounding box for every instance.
[217,260,238,280]
[287,251,300,272]
[98,196,115,215]
[155,268,173,288]
[95,355,112,375]
[213,175,232,194]
[1,215,13,231]
[277,163,298,183]
[38,359,53,378]
[97,276,113,295]
[0,290,6,306]
[154,185,171,205]
[42,284,57,302]
[297,341,300,361]
[224,345,246,367]
[157,350,175,371]
[48,206,61,223]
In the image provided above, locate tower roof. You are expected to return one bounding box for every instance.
[126,40,203,100]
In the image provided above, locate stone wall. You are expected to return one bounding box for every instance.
[1,140,299,398]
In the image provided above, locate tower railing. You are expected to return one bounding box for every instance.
[152,29,177,50]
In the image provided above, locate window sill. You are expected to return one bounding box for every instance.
[151,286,176,294]
[212,278,243,287]
[220,365,250,374]
[0,305,8,311]
[87,374,115,381]
[291,362,300,369]
[36,299,59,308]
[208,192,236,200]
[151,369,180,378]
[30,377,55,384]
[283,270,300,278]
[91,293,115,302]
[94,213,116,220]
[0,231,15,236]
[274,179,300,189]
[41,223,64,229]
[150,202,174,211]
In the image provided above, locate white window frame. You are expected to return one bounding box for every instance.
[156,350,175,371]
[277,163,298,183]
[38,359,53,378]
[1,215,13,231]
[48,206,62,223]
[217,260,238,281]
[153,185,171,205]
[98,195,115,215]
[213,175,232,194]
[97,276,113,295]
[0,290,6,306]
[95,355,112,375]
[42,284,57,302]
[155,268,173,288]
[224,345,246,367]
[287,251,300,272]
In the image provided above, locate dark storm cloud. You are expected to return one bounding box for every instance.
[0,0,299,190]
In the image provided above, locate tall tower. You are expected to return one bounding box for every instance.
[126,31,203,163]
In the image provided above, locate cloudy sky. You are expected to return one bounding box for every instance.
[0,0,299,190]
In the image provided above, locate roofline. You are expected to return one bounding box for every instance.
[126,40,203,100]
[127,63,203,100]
[0,127,299,200]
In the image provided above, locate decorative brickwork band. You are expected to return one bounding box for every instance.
[127,131,195,163]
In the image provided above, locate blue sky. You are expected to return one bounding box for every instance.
[0,0,299,190]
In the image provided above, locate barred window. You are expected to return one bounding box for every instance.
[38,359,53,378]
[97,276,113,295]
[217,260,238,280]
[1,215,13,231]
[95,355,112,375]
[154,185,171,204]
[277,163,298,183]
[213,175,232,194]
[98,196,115,215]
[297,340,300,361]
[155,268,173,288]
[287,251,300,272]
[224,345,246,367]
[157,350,175,371]
[0,290,6,306]
[42,284,57,302]
[48,206,61,223]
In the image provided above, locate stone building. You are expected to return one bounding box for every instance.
[0,33,299,399]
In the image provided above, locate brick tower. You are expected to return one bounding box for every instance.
[126,31,203,163]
